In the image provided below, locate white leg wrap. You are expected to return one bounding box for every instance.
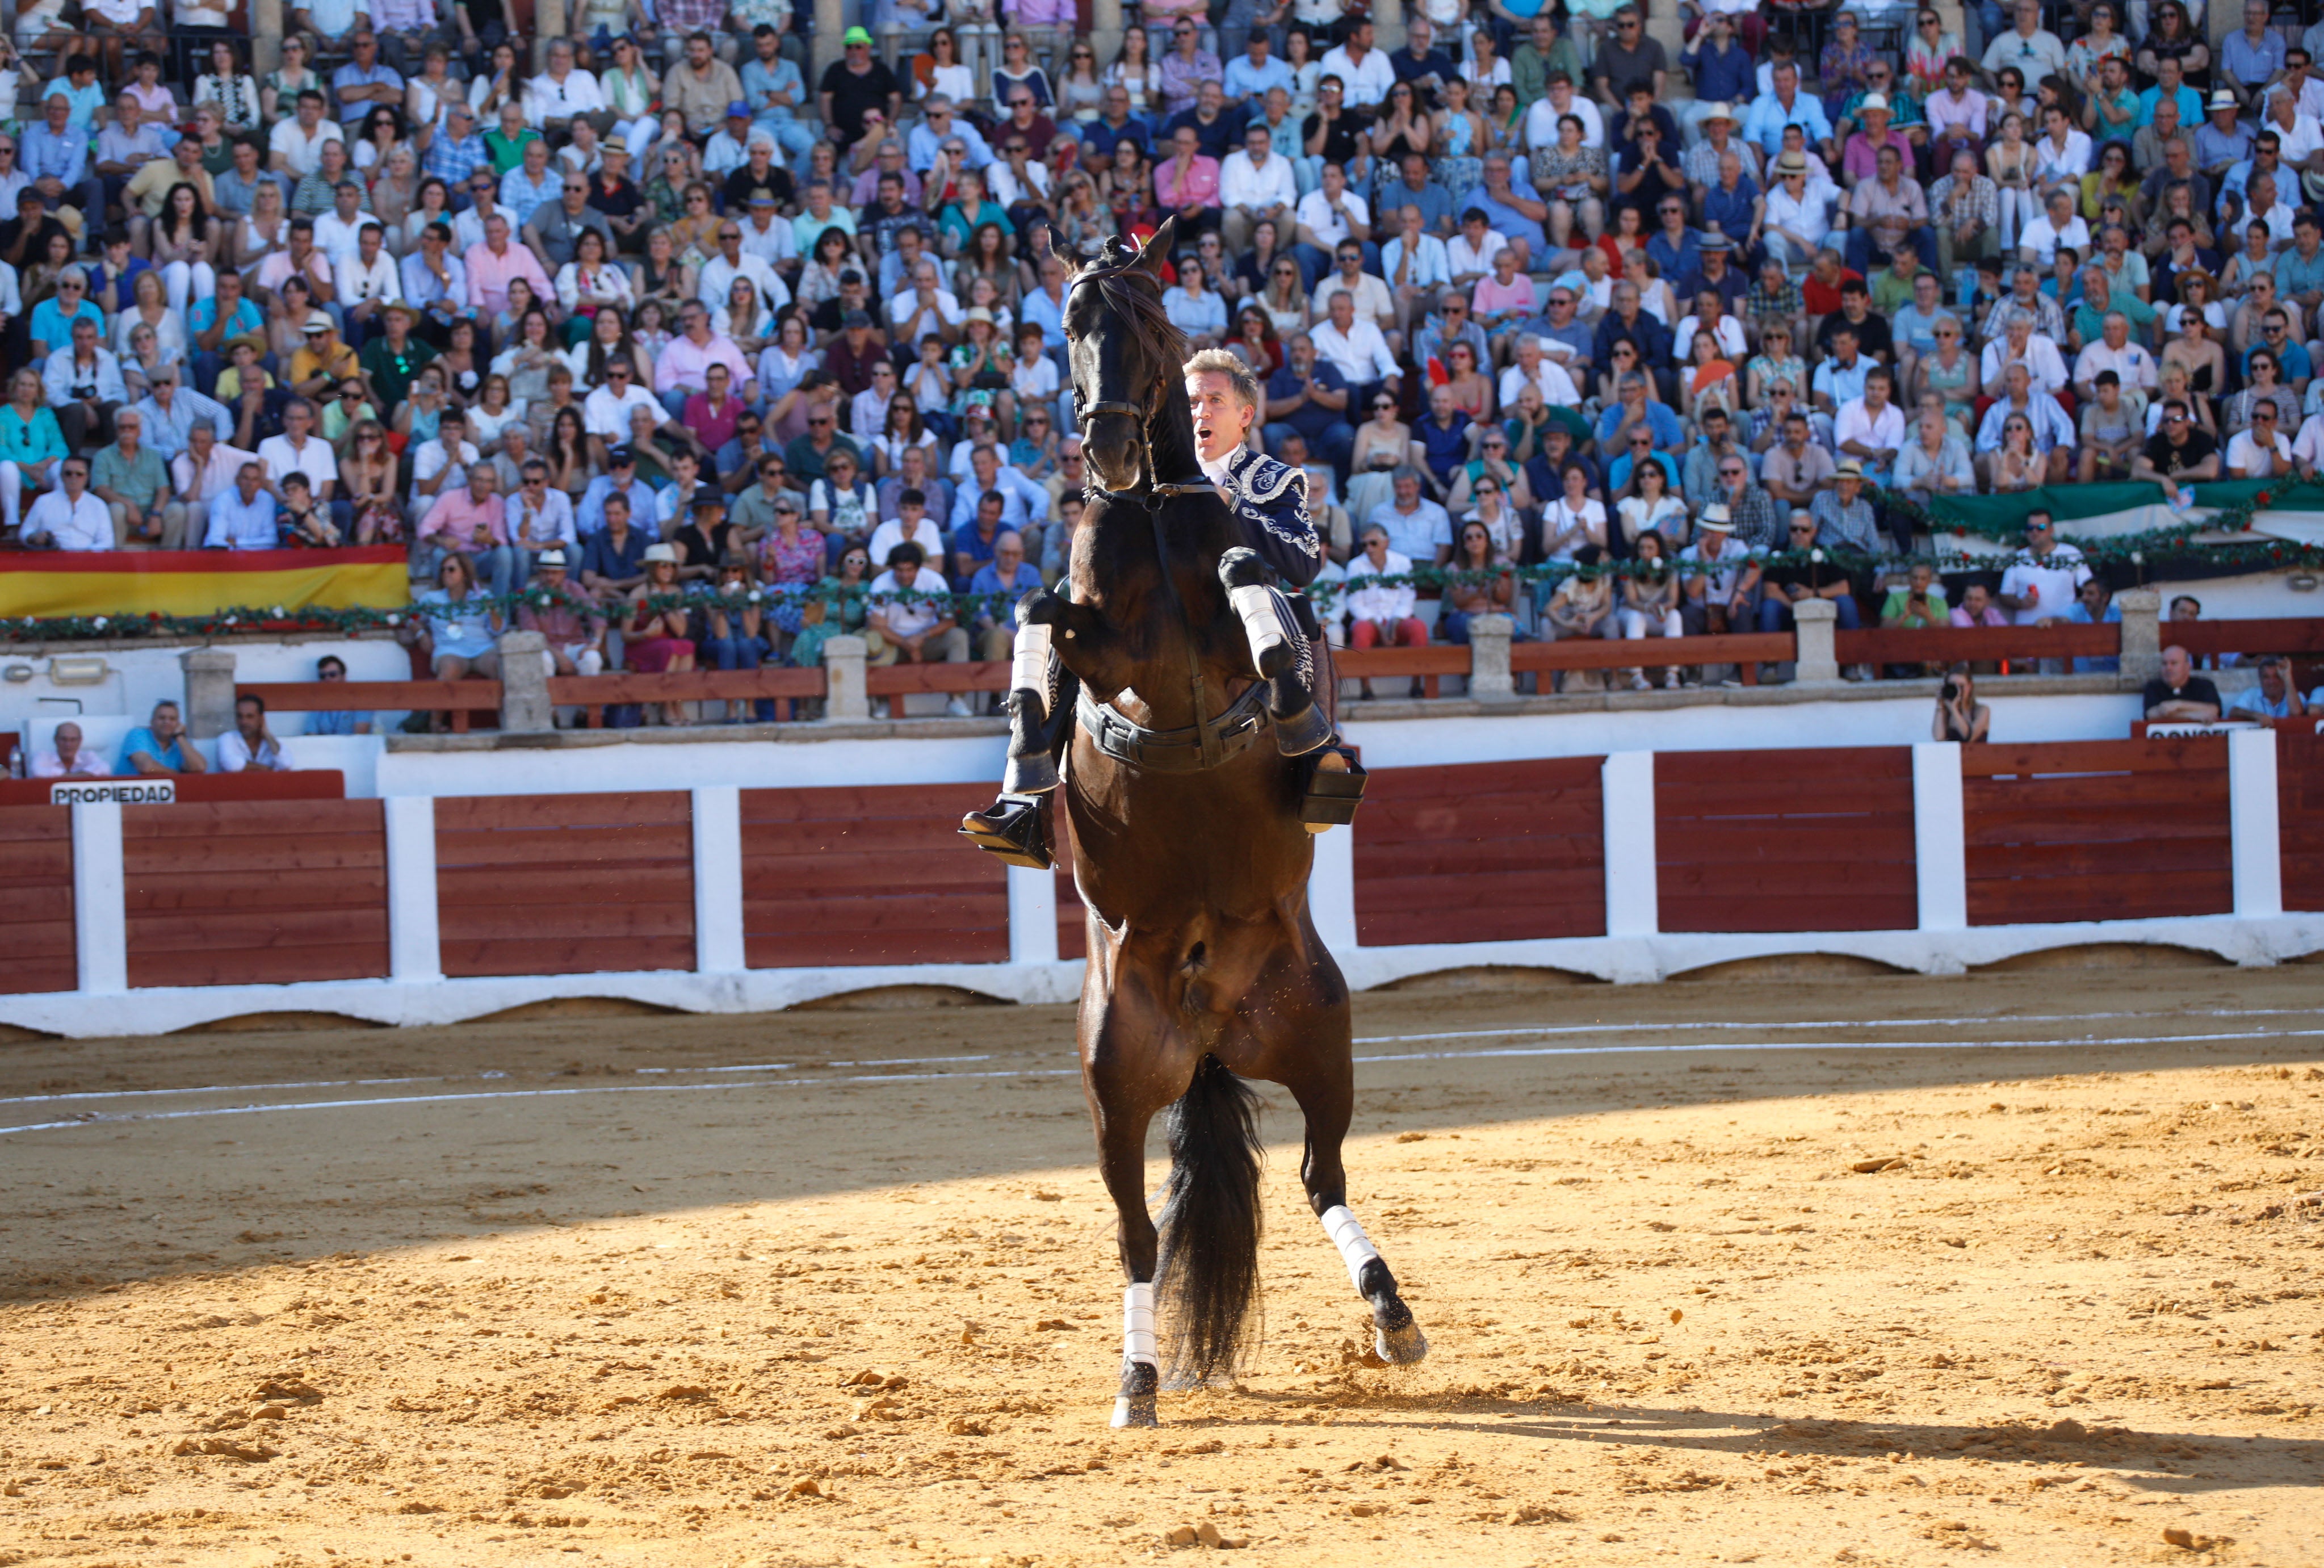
[1320,1205,1382,1292]
[1122,1281,1157,1366]
[1009,618,1051,696]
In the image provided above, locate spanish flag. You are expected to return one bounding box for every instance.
[0,547,412,620]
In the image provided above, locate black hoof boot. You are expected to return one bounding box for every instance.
[1113,1359,1160,1428]
[1357,1257,1429,1366]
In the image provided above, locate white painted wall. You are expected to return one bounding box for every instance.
[1,639,408,743]
[372,731,1010,798]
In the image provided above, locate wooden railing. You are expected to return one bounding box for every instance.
[1511,632,1791,683]
[1332,645,1473,698]
[240,680,502,732]
[864,659,1009,716]
[547,668,827,727]
[1833,624,2119,666]
[2164,618,2324,659]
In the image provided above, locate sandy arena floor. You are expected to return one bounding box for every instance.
[1,963,2321,1568]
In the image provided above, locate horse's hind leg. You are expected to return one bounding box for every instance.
[1269,1005,1429,1367]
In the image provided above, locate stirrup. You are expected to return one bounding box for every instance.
[1299,743,1366,829]
[959,793,1054,870]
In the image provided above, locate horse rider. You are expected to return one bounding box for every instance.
[1183,347,1323,592]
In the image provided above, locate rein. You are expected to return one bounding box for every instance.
[1068,262,1259,775]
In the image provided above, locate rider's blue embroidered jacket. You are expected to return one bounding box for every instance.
[1205,446,1322,588]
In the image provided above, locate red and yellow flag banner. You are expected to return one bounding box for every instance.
[0,547,410,620]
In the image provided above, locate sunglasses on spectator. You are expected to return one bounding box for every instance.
[1719,464,1745,476]
[606,364,631,376]
[1371,399,1395,410]
[810,415,834,426]
[1629,435,1652,446]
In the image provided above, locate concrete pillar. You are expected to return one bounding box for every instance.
[496,630,552,732]
[1092,0,1125,64]
[534,0,568,71]
[253,0,284,75]
[1007,863,1060,965]
[1373,0,1406,52]
[180,648,237,740]
[1307,823,1358,953]
[70,802,127,995]
[1911,741,1968,933]
[1465,613,1515,701]
[1601,751,1657,938]
[691,785,747,973]
[1790,597,1840,684]
[813,0,846,87]
[382,795,442,984]
[823,635,871,720]
[2118,588,2162,686]
[2227,726,2284,921]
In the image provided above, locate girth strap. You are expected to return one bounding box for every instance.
[1076,682,1273,773]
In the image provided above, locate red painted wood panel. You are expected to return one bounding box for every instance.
[739,783,1006,969]
[0,807,74,994]
[1655,748,1918,933]
[2279,730,2324,913]
[1354,757,1606,946]
[124,800,387,988]
[1962,737,2231,926]
[435,793,695,977]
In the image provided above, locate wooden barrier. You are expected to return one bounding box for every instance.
[0,806,74,994]
[1655,747,1919,932]
[548,667,826,726]
[2280,728,2324,913]
[240,680,501,732]
[1832,623,2119,666]
[0,772,346,807]
[738,783,1008,967]
[1509,632,1791,682]
[435,792,695,976]
[863,659,1011,717]
[123,799,389,988]
[1333,645,1472,698]
[1353,757,1606,946]
[1960,739,2232,926]
[2164,619,2324,659]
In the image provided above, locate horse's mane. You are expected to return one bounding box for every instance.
[1076,261,1190,374]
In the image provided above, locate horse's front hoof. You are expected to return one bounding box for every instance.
[1372,1294,1429,1366]
[1113,1359,1160,1427]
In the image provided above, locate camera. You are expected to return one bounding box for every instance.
[1940,677,1961,702]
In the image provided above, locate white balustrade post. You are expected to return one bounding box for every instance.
[1601,751,1657,938]
[1466,612,1515,701]
[692,785,747,972]
[823,635,871,720]
[1307,824,1358,953]
[1790,597,1840,684]
[1912,741,1968,933]
[70,802,127,995]
[2117,588,2162,686]
[496,630,552,732]
[1007,864,1060,965]
[2227,726,2284,920]
[383,795,442,984]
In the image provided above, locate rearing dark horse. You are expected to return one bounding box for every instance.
[967,220,1427,1428]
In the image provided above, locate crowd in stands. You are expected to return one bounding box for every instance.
[2,0,2319,715]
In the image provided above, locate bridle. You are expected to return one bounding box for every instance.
[1063,261,1265,774]
[1068,262,1212,510]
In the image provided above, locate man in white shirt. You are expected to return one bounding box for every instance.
[2226,401,2296,476]
[2016,185,2090,267]
[1981,312,2072,397]
[170,422,258,540]
[2072,311,2159,403]
[267,89,344,179]
[1293,162,1370,282]
[30,720,106,777]
[1524,72,1604,153]
[867,543,971,711]
[1761,152,1831,266]
[522,40,605,132]
[257,398,339,506]
[1834,366,1907,484]
[1310,242,1396,338]
[695,220,790,310]
[1318,18,1395,111]
[888,256,964,343]
[310,180,376,268]
[582,359,662,441]
[21,455,112,549]
[1996,511,2091,624]
[43,316,127,454]
[1340,523,1424,682]
[1496,334,1580,409]
[1980,0,2068,89]
[1445,206,1509,287]
[1219,121,1297,257]
[333,221,401,343]
[1308,288,1402,408]
[408,408,480,528]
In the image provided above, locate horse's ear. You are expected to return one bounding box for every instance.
[1135,216,1179,275]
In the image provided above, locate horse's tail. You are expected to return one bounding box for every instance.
[1156,1053,1265,1385]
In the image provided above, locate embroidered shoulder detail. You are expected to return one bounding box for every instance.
[1229,449,1304,506]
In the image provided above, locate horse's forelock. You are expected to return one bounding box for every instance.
[1076,264,1189,379]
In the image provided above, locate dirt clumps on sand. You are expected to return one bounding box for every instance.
[1,968,2321,1565]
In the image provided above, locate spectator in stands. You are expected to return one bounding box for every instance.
[1933,666,1991,743]
[2132,398,2221,505]
[92,406,179,548]
[202,459,278,549]
[31,720,108,777]
[1341,521,1427,698]
[308,655,371,736]
[217,693,290,772]
[21,455,114,550]
[966,528,1042,663]
[517,548,609,684]
[120,698,208,775]
[2145,643,2222,721]
[1997,511,2092,626]
[867,540,972,711]
[1950,580,2008,628]
[2229,655,2305,718]
[45,315,127,454]
[1759,510,1861,634]
[1679,506,1760,642]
